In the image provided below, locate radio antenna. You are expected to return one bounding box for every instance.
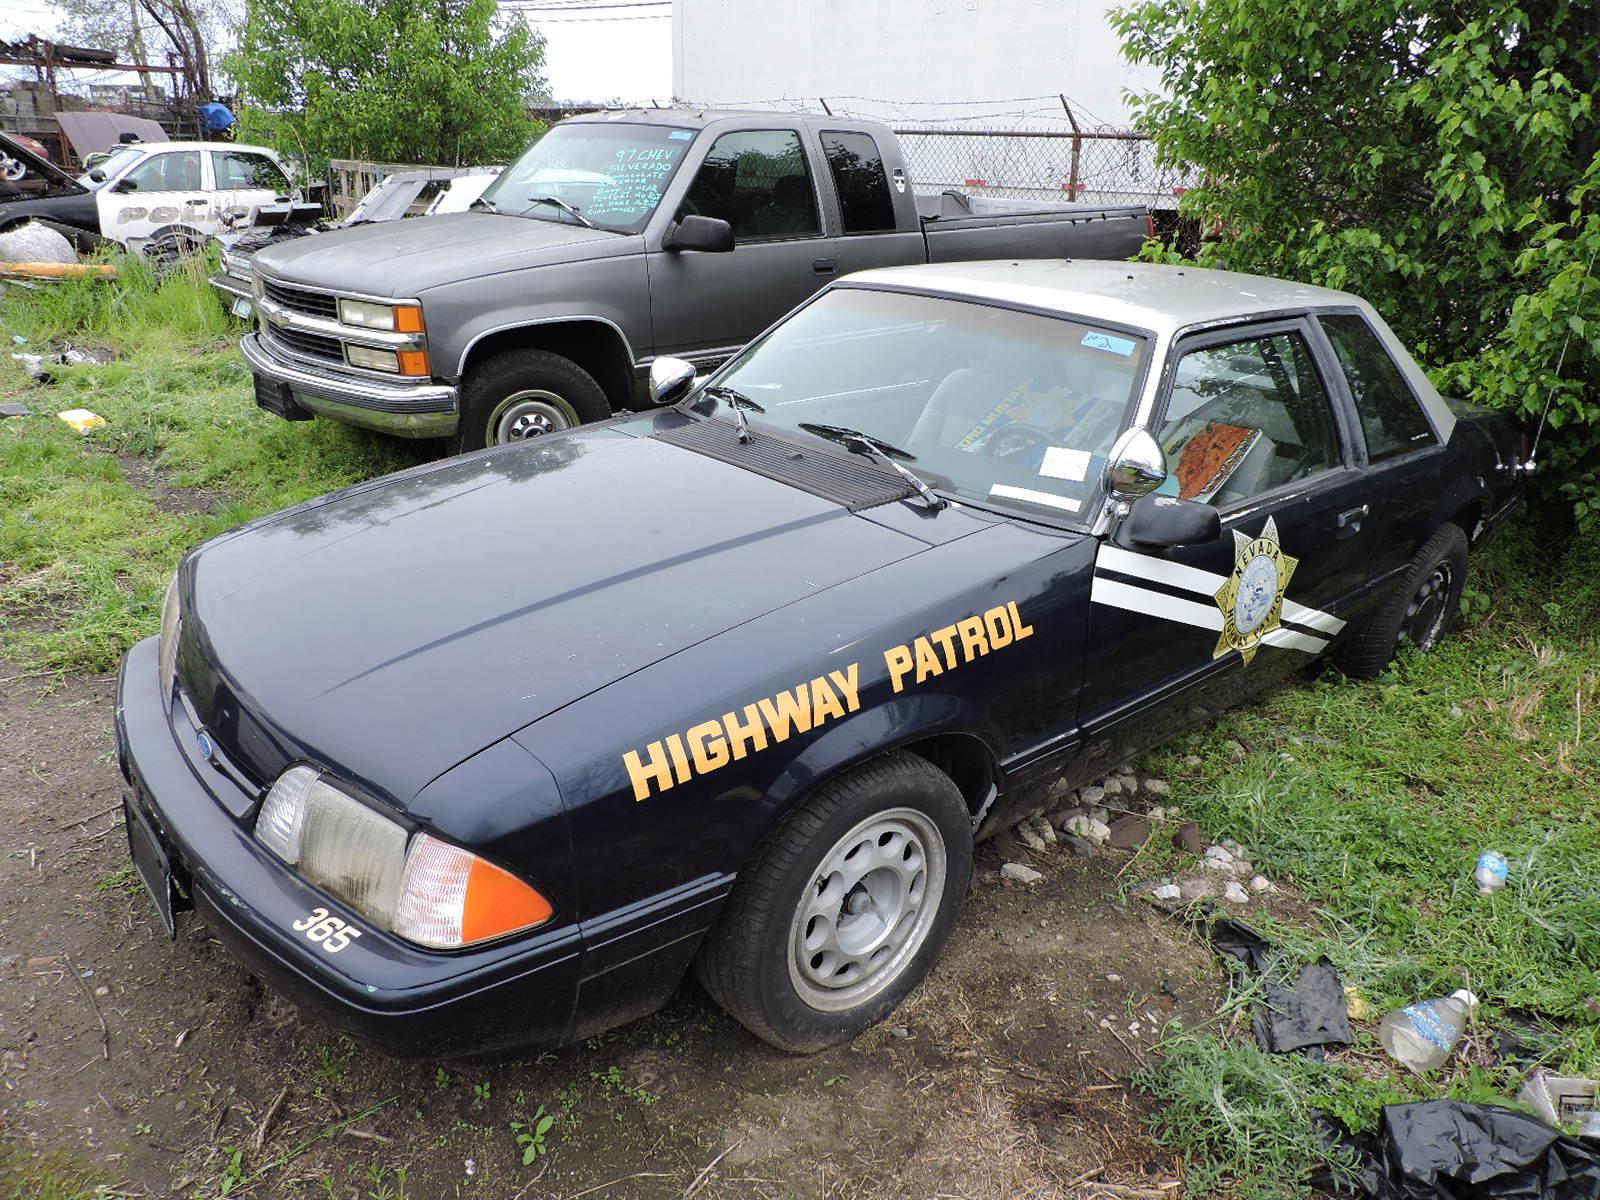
[1525,238,1597,473]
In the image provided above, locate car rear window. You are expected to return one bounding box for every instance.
[1320,313,1437,463]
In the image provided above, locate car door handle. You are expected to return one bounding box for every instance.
[1337,504,1370,529]
[185,198,207,206]
[812,257,839,275]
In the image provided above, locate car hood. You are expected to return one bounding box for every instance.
[251,211,632,296]
[181,426,928,806]
[0,131,89,201]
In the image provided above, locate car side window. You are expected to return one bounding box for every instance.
[1157,330,1342,507]
[821,130,896,234]
[214,151,291,194]
[125,151,201,192]
[1319,313,1437,463]
[680,130,821,242]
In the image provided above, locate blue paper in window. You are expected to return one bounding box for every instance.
[667,130,694,141]
[1081,331,1137,357]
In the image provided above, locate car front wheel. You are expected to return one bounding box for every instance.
[695,751,973,1052]
[1334,522,1469,679]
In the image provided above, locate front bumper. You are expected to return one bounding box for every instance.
[210,271,252,302]
[241,332,459,439]
[113,635,581,1057]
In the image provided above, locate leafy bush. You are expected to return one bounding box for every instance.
[1113,0,1599,525]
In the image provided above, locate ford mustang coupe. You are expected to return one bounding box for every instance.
[114,262,1524,1056]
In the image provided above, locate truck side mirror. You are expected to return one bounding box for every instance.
[111,177,137,194]
[88,169,107,183]
[665,215,734,253]
[649,356,697,406]
[1114,493,1221,551]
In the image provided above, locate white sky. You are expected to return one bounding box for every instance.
[0,3,673,104]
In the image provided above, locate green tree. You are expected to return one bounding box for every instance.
[227,0,547,167]
[1113,0,1600,524]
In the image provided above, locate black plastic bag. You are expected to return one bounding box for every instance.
[1207,916,1274,975]
[1253,957,1355,1055]
[1326,1101,1600,1199]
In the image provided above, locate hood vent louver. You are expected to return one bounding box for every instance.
[652,421,915,512]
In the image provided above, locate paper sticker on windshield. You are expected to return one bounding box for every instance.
[668,130,693,140]
[1082,332,1137,357]
[1040,446,1091,482]
[989,483,1080,512]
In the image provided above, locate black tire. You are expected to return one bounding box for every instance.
[451,350,611,454]
[1333,523,1469,680]
[695,751,973,1053]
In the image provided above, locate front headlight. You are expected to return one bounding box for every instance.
[338,299,424,334]
[157,574,181,696]
[255,766,552,948]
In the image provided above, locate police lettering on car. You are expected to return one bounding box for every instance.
[115,262,1522,1057]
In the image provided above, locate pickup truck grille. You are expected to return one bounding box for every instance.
[268,325,344,363]
[262,278,340,321]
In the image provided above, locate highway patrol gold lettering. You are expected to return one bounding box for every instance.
[623,605,1029,801]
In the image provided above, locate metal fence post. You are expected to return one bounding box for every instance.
[1061,94,1082,199]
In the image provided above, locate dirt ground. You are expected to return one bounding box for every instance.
[0,662,1231,1200]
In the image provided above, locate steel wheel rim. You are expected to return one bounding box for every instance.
[1401,562,1453,650]
[787,807,946,1013]
[488,390,577,445]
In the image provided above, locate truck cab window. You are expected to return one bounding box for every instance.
[1157,332,1341,507]
[681,130,820,242]
[126,151,201,192]
[821,131,896,233]
[1319,313,1437,463]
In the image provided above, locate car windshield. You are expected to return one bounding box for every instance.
[80,144,143,185]
[689,287,1151,525]
[477,122,695,233]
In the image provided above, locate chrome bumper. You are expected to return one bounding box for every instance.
[210,272,252,301]
[241,333,458,439]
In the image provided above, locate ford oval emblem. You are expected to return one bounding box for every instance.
[196,729,215,760]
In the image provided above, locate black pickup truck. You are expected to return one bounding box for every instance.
[242,109,1152,452]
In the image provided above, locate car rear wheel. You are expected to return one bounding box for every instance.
[452,350,611,454]
[1333,523,1469,680]
[695,751,973,1052]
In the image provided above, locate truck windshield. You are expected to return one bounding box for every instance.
[690,287,1152,526]
[478,123,695,234]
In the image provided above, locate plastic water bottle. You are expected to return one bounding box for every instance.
[1474,851,1508,894]
[1377,990,1478,1073]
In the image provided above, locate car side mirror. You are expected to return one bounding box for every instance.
[88,169,107,183]
[649,356,697,406]
[111,177,137,193]
[1104,427,1167,501]
[664,214,734,253]
[1114,493,1221,551]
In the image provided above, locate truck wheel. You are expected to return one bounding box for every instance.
[695,751,973,1053]
[453,351,611,453]
[1334,523,1469,680]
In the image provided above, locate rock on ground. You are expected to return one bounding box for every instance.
[1223,880,1250,904]
[0,220,76,264]
[1000,862,1043,885]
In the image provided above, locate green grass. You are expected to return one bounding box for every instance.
[1137,520,1600,1194]
[0,1140,116,1200]
[0,257,429,670]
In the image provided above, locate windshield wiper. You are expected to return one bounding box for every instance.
[523,195,596,229]
[469,195,499,213]
[705,384,764,442]
[798,422,947,511]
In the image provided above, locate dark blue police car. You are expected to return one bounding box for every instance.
[115,262,1525,1056]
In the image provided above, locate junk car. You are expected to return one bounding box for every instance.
[115,261,1524,1056]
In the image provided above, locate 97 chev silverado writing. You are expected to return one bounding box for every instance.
[624,601,1034,801]
[114,262,1523,1059]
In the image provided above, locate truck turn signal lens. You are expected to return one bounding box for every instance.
[396,349,430,377]
[394,833,552,949]
[393,305,425,334]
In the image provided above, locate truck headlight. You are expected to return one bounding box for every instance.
[157,574,181,697]
[338,299,424,334]
[256,766,552,947]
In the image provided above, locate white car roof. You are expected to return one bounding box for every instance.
[121,141,282,158]
[844,260,1369,338]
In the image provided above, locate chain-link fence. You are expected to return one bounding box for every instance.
[893,127,1189,210]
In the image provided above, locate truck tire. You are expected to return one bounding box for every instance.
[695,751,973,1053]
[1333,523,1469,680]
[453,350,611,454]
